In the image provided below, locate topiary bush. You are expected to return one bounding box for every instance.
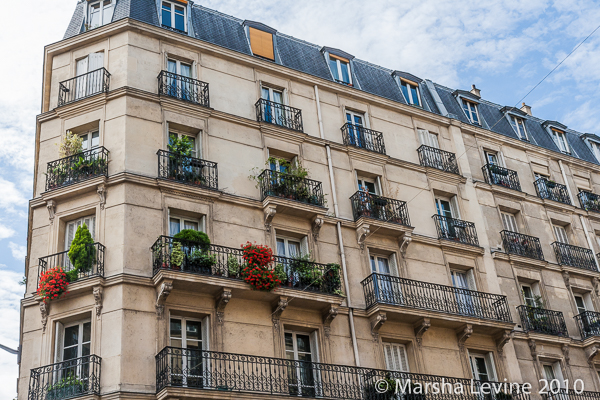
[173,229,210,251]
[68,224,96,275]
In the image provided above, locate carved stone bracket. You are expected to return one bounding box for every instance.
[593,277,600,296]
[414,318,431,347]
[456,324,473,352]
[369,312,387,342]
[528,339,537,358]
[155,280,173,319]
[322,306,338,339]
[357,225,370,251]
[586,345,600,367]
[399,232,412,255]
[562,344,570,365]
[312,216,324,241]
[46,200,56,224]
[215,288,232,324]
[97,185,106,210]
[562,271,571,289]
[40,301,48,333]
[495,330,514,355]
[264,206,277,232]
[272,296,289,333]
[93,286,103,319]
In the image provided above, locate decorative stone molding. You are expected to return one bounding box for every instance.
[586,345,599,367]
[562,344,570,365]
[322,306,338,339]
[264,206,277,231]
[369,312,387,342]
[93,286,103,319]
[40,301,48,333]
[272,296,289,333]
[456,324,473,352]
[312,216,324,241]
[399,232,412,255]
[562,271,570,289]
[46,200,56,224]
[357,225,370,251]
[593,277,600,296]
[496,330,514,355]
[97,185,106,210]
[155,280,173,319]
[528,339,537,357]
[215,288,232,324]
[414,318,431,346]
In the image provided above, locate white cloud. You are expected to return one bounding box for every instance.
[8,243,26,261]
[0,177,27,213]
[0,268,23,400]
[0,224,15,240]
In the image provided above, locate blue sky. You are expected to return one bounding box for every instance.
[1,0,600,397]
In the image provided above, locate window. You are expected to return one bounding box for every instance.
[169,131,198,158]
[65,216,96,251]
[168,58,192,78]
[553,225,569,244]
[357,177,379,195]
[55,320,91,363]
[435,196,460,219]
[509,115,528,141]
[269,155,296,174]
[574,293,593,315]
[261,87,283,104]
[162,1,186,32]
[169,316,209,387]
[522,285,537,307]
[261,87,285,125]
[462,99,480,125]
[87,0,114,29]
[328,54,352,85]
[501,212,518,232]
[383,342,409,372]
[285,331,318,396]
[484,151,499,166]
[276,236,308,258]
[370,254,398,276]
[81,131,100,151]
[400,80,421,106]
[417,129,439,149]
[451,269,476,291]
[551,129,570,154]
[590,141,600,161]
[75,52,105,99]
[249,27,274,60]
[345,111,368,148]
[169,215,202,236]
[542,362,565,389]
[469,353,497,382]
[575,295,587,315]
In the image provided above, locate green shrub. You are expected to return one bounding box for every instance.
[171,242,184,267]
[173,229,210,250]
[68,224,96,274]
[227,255,240,276]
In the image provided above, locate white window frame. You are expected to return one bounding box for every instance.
[87,0,114,29]
[329,55,352,85]
[54,319,92,363]
[161,1,187,32]
[400,80,421,106]
[284,330,319,396]
[383,342,409,372]
[451,269,477,291]
[484,150,500,166]
[65,216,96,251]
[417,129,439,149]
[261,86,286,105]
[169,214,204,236]
[509,115,529,140]
[462,99,480,125]
[553,225,569,244]
[435,196,460,219]
[357,176,380,195]
[275,236,305,258]
[169,316,203,350]
[501,212,518,232]
[346,110,365,127]
[551,129,570,154]
[168,131,199,158]
[80,130,100,151]
[521,284,537,307]
[469,351,497,382]
[590,141,600,161]
[542,362,566,389]
[167,58,192,77]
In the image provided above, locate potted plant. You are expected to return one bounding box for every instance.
[292,254,323,289]
[189,249,216,274]
[274,263,289,286]
[240,242,280,291]
[46,374,87,400]
[546,179,557,189]
[37,268,69,303]
[227,255,240,277]
[322,263,342,294]
[170,242,184,270]
[67,224,96,281]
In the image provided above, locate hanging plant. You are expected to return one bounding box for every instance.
[241,242,274,267]
[240,242,279,291]
[37,268,69,303]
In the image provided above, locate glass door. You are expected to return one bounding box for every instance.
[170,318,203,387]
[451,271,475,316]
[346,112,365,148]
[370,255,393,303]
[285,332,316,397]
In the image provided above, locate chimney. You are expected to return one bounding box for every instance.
[470,84,481,97]
[520,102,532,116]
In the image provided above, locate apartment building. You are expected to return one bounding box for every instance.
[19,0,600,399]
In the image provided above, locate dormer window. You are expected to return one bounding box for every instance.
[400,79,421,107]
[551,128,570,154]
[590,141,600,160]
[87,0,114,30]
[161,1,186,33]
[509,115,528,141]
[462,99,480,125]
[328,54,352,86]
[249,27,275,60]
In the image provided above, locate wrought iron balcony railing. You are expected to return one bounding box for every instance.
[28,355,101,400]
[432,215,479,246]
[543,390,600,400]
[517,305,568,337]
[58,68,110,107]
[362,273,512,322]
[151,236,342,295]
[341,123,386,155]
[552,242,597,271]
[156,347,528,400]
[258,169,324,207]
[482,163,521,191]
[255,98,303,132]
[157,150,218,190]
[534,178,571,205]
[501,231,544,261]
[45,147,109,191]
[578,191,600,213]
[158,70,209,107]
[417,145,460,174]
[38,243,105,285]
[575,311,600,340]
[349,191,410,226]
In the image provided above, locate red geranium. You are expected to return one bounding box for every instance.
[240,242,279,291]
[37,268,69,303]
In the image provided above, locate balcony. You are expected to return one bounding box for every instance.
[158,70,209,107]
[28,355,101,400]
[553,242,597,271]
[151,236,342,296]
[45,147,109,192]
[38,243,105,285]
[157,150,218,190]
[482,164,521,191]
[501,231,544,261]
[417,145,460,174]
[517,305,568,337]
[350,191,410,226]
[575,311,600,340]
[544,390,600,400]
[341,123,386,155]
[255,98,303,132]
[258,170,324,207]
[578,191,600,213]
[534,178,571,205]
[58,68,110,107]
[432,215,479,247]
[156,347,528,400]
[362,273,512,323]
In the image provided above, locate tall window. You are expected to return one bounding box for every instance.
[87,0,114,29]
[551,129,570,154]
[521,284,537,307]
[261,86,284,124]
[509,115,528,140]
[328,55,352,85]
[81,131,100,151]
[575,295,587,315]
[469,353,496,382]
[276,236,308,259]
[553,225,569,244]
[55,320,91,363]
[345,111,367,148]
[65,216,96,250]
[162,1,186,32]
[435,196,459,219]
[400,80,421,106]
[357,176,378,195]
[285,331,317,396]
[462,99,480,125]
[75,52,105,99]
[484,151,499,166]
[169,215,201,236]
[417,129,439,149]
[383,342,409,372]
[451,269,476,291]
[168,59,191,78]
[542,362,565,389]
[501,212,518,232]
[169,317,208,387]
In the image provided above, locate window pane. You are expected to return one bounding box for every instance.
[377,258,390,274]
[184,221,198,231]
[285,332,294,351]
[162,2,172,27]
[298,352,312,362]
[64,325,80,348]
[169,218,181,236]
[170,318,182,338]
[186,320,201,340]
[82,343,91,357]
[89,3,101,27]
[272,91,283,104]
[167,60,177,74]
[340,61,350,83]
[91,131,100,148]
[276,238,286,256]
[63,346,78,361]
[353,115,363,126]
[345,113,352,123]
[329,58,339,80]
[288,241,300,257]
[83,322,91,343]
[544,365,556,380]
[81,134,89,151]
[410,85,420,106]
[102,1,113,24]
[370,256,377,272]
[180,63,191,78]
[261,87,270,100]
[175,13,185,31]
[296,334,311,353]
[475,357,489,381]
[401,82,409,102]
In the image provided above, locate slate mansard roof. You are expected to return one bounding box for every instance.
[64,0,600,166]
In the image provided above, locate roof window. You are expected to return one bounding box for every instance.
[161,1,187,33]
[400,78,421,107]
[249,27,275,60]
[461,99,480,125]
[328,54,352,86]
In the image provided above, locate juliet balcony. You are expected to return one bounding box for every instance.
[575,311,600,340]
[517,305,568,337]
[341,123,386,155]
[350,191,410,226]
[552,242,597,271]
[578,191,600,213]
[58,68,110,107]
[156,347,528,400]
[258,169,324,207]
[38,243,105,285]
[45,147,109,192]
[28,355,101,400]
[432,215,479,247]
[158,70,210,107]
[157,150,218,190]
[255,98,303,132]
[482,164,521,191]
[417,145,460,174]
[501,231,544,261]
[544,390,600,400]
[534,178,571,205]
